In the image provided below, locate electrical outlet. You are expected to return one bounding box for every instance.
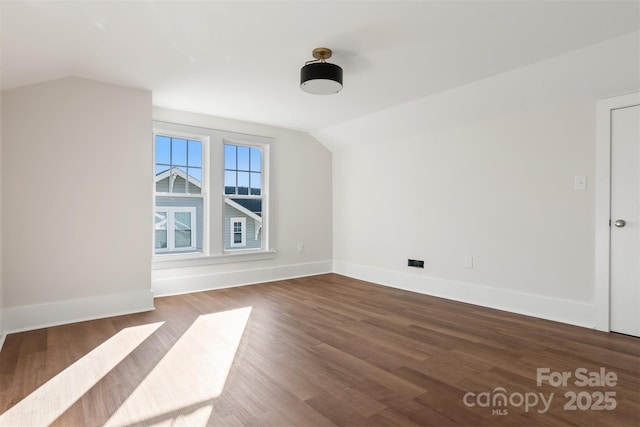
[297,243,304,253]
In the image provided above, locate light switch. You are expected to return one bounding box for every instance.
[574,175,587,191]
[465,256,473,269]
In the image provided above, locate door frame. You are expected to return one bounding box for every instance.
[595,92,640,331]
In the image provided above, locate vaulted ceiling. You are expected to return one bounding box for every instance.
[2,1,639,136]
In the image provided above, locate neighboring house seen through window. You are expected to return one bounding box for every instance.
[224,143,263,251]
[155,207,196,252]
[230,217,246,247]
[154,133,205,255]
[153,122,270,259]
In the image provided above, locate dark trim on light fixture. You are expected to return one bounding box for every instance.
[300,47,343,95]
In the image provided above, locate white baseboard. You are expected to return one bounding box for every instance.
[334,260,596,329]
[2,260,592,339]
[152,260,333,297]
[2,289,155,335]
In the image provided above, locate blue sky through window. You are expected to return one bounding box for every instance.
[155,135,203,192]
[224,144,261,196]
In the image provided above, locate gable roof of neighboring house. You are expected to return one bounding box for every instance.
[225,198,262,224]
[156,168,261,224]
[226,198,263,241]
[230,198,262,217]
[155,167,202,191]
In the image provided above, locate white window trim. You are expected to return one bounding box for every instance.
[229,217,246,248]
[223,140,268,253]
[153,126,209,257]
[153,130,209,197]
[154,209,170,252]
[152,250,277,270]
[152,121,272,264]
[154,207,197,253]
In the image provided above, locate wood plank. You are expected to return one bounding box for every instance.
[0,273,638,426]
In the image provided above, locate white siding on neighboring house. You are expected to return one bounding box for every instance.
[156,176,170,193]
[224,201,261,250]
[156,196,204,253]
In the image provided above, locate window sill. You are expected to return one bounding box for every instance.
[152,250,277,270]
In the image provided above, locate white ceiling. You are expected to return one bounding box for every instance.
[1,1,639,133]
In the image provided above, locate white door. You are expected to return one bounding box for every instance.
[610,104,640,336]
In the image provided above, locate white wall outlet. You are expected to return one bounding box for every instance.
[297,243,304,253]
[574,175,587,191]
[465,256,474,269]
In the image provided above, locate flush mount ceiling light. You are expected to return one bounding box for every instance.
[300,47,343,95]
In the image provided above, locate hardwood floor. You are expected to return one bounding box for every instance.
[1,273,638,426]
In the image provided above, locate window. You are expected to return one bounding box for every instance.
[155,207,196,252]
[230,217,246,247]
[155,135,203,194]
[155,211,168,250]
[174,210,195,248]
[224,143,263,251]
[224,144,262,196]
[153,121,270,262]
[154,132,206,255]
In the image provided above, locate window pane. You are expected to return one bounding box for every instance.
[237,146,250,170]
[187,185,201,195]
[174,212,192,248]
[154,212,167,249]
[226,203,261,250]
[155,211,167,228]
[233,220,243,244]
[250,148,261,172]
[231,198,262,216]
[250,172,261,195]
[155,136,171,165]
[155,165,169,175]
[172,138,187,166]
[188,167,202,182]
[156,178,169,193]
[155,230,167,249]
[155,165,170,193]
[224,171,236,195]
[171,169,187,193]
[187,167,202,194]
[175,230,192,248]
[175,212,191,229]
[188,140,202,167]
[224,144,236,170]
[237,171,249,195]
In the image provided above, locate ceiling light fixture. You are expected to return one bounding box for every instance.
[300,47,343,95]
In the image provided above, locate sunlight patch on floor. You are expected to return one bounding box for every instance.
[105,306,252,426]
[0,322,164,426]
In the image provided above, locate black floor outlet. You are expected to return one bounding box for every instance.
[407,259,424,268]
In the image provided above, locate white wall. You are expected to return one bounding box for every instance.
[151,108,333,296]
[327,32,640,328]
[2,77,154,332]
[332,101,597,325]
